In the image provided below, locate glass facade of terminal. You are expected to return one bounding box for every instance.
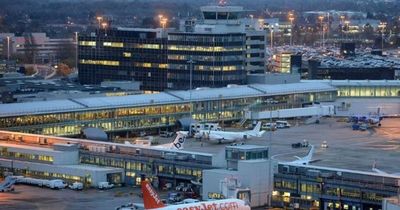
[273,164,400,210]
[0,91,336,136]
[79,151,207,186]
[336,85,400,97]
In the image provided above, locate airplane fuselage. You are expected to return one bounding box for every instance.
[151,199,250,210]
[200,130,250,143]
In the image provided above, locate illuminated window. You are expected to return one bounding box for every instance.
[123,52,132,57]
[103,42,124,48]
[133,44,160,49]
[79,41,96,46]
[159,64,168,69]
[80,59,120,66]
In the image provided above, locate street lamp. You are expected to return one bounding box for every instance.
[160,18,168,29]
[6,36,10,61]
[74,32,78,70]
[96,16,103,28]
[270,23,279,49]
[318,16,325,49]
[288,13,295,46]
[380,22,387,50]
[187,57,196,136]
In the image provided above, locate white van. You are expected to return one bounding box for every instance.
[276,121,291,129]
[190,123,221,134]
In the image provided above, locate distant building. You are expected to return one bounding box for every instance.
[0,33,74,64]
[167,32,246,89]
[78,28,168,91]
[307,59,397,80]
[271,52,301,74]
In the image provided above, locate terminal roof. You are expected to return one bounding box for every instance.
[0,82,336,117]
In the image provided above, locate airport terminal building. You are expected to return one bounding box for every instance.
[0,82,336,137]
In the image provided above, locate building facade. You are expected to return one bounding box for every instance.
[273,163,400,210]
[0,130,212,189]
[78,28,168,91]
[167,32,246,89]
[0,33,74,64]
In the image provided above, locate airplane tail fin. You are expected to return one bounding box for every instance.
[141,179,165,209]
[249,122,262,136]
[171,131,187,150]
[304,145,315,162]
[371,160,388,174]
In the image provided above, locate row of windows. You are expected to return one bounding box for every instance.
[80,40,161,50]
[168,45,244,52]
[168,64,242,71]
[337,86,400,97]
[0,148,54,163]
[79,41,96,47]
[276,180,392,203]
[103,42,124,48]
[168,55,243,62]
[134,62,168,69]
[168,34,244,42]
[80,154,202,179]
[9,168,91,184]
[80,59,120,66]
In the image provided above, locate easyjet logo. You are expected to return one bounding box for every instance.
[173,137,185,149]
[177,201,240,210]
[145,183,162,205]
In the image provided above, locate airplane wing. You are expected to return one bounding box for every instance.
[293,156,302,160]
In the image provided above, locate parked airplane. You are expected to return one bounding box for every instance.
[195,122,265,144]
[125,131,188,150]
[372,161,400,176]
[141,179,251,210]
[348,108,383,126]
[288,145,316,165]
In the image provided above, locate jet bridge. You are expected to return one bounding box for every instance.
[245,105,335,120]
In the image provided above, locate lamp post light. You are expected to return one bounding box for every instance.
[344,20,350,40]
[340,16,345,40]
[74,32,78,70]
[96,16,103,28]
[318,15,325,49]
[6,36,10,61]
[380,22,387,50]
[270,26,274,49]
[187,57,196,136]
[160,18,168,29]
[288,13,295,46]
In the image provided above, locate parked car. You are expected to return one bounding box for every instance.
[98,181,114,190]
[292,140,309,148]
[262,123,277,131]
[175,183,185,191]
[68,182,84,190]
[168,192,184,203]
[321,141,328,148]
[276,121,291,129]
